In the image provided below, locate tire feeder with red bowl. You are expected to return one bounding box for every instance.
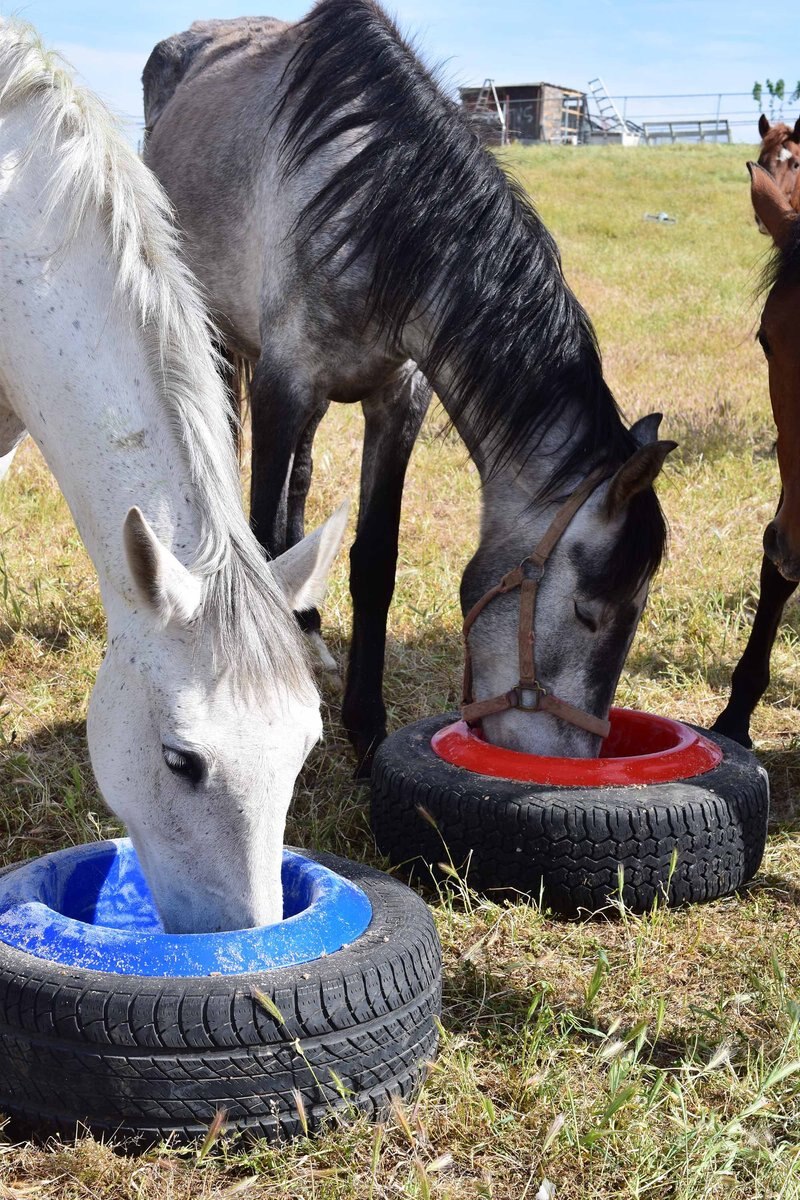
[370,708,769,914]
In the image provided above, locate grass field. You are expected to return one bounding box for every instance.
[3,142,800,1199]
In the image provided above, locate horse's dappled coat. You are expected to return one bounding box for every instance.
[143,0,672,766]
[0,19,347,932]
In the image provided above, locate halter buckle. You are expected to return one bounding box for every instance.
[510,681,548,712]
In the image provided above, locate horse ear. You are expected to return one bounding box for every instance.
[629,412,663,447]
[793,116,800,144]
[123,507,202,627]
[759,114,771,139]
[605,441,677,519]
[270,500,349,613]
[748,160,798,248]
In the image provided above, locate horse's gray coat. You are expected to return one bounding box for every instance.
[142,3,670,769]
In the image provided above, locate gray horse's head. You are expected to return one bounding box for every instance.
[462,414,673,756]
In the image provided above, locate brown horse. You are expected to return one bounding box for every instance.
[755,115,800,230]
[714,163,800,745]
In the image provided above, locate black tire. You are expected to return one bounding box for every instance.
[370,713,770,915]
[0,849,441,1145]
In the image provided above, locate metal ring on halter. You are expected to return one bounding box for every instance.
[502,560,544,590]
[509,682,548,712]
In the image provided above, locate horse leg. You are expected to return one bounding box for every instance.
[248,358,321,561]
[712,552,798,747]
[343,366,432,777]
[248,359,338,671]
[0,410,26,484]
[286,405,341,683]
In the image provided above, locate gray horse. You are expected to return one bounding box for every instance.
[143,0,673,774]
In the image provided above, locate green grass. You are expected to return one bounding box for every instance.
[3,143,800,1199]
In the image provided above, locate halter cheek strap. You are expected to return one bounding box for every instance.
[461,466,612,740]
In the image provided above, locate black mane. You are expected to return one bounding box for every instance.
[278,0,667,593]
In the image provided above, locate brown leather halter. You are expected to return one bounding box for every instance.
[461,465,612,740]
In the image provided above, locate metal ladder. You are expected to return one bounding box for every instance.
[473,78,507,144]
[587,76,627,133]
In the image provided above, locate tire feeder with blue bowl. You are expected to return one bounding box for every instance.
[0,839,441,1144]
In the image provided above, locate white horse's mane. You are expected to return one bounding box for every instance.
[0,19,311,696]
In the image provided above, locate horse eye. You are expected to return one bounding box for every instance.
[162,746,205,786]
[573,600,598,633]
[757,330,772,357]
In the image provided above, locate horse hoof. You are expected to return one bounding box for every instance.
[353,757,373,783]
[710,715,753,750]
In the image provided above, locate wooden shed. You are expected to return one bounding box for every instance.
[459,82,588,145]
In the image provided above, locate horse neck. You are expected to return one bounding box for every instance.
[1,119,207,631]
[400,296,611,551]
[476,428,589,550]
[401,308,593,483]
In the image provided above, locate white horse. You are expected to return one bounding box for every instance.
[0,23,347,933]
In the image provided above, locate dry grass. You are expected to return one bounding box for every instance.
[2,143,800,1199]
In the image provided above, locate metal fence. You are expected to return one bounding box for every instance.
[600,92,775,142]
[489,91,772,146]
[122,91,778,148]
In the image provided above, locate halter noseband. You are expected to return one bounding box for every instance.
[461,466,612,740]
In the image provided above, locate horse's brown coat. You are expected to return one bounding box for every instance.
[749,163,800,578]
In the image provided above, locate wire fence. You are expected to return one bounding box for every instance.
[120,91,785,146]
[474,90,778,146]
[600,91,781,139]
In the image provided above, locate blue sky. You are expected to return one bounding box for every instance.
[5,0,795,139]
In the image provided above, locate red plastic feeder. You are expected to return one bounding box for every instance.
[431,707,722,787]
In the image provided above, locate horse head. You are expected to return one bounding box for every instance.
[460,417,674,757]
[755,115,800,231]
[86,503,348,934]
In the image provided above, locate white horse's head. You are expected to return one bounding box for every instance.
[0,19,351,935]
[87,503,348,934]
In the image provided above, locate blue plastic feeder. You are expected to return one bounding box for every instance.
[0,840,372,977]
